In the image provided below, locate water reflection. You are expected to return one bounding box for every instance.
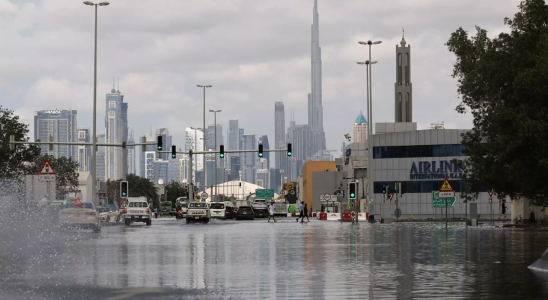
[2,219,548,299]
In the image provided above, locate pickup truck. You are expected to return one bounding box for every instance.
[251,199,269,218]
[123,197,152,226]
[186,202,210,224]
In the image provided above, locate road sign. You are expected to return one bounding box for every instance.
[488,189,495,204]
[335,190,341,196]
[351,211,356,218]
[201,193,208,199]
[38,174,56,182]
[388,193,394,202]
[439,191,455,198]
[290,190,295,195]
[39,159,55,175]
[255,189,274,198]
[394,208,402,218]
[432,191,456,208]
[74,198,82,206]
[439,178,454,192]
[323,193,331,201]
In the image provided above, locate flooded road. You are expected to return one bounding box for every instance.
[2,217,548,299]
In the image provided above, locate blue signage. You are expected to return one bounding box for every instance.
[410,160,463,180]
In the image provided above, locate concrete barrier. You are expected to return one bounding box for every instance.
[529,247,548,272]
[326,213,340,221]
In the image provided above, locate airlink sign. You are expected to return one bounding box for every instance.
[409,160,463,180]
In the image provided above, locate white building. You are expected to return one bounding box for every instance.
[353,111,368,143]
[105,87,128,180]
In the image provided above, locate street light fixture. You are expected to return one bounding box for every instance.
[83,1,110,205]
[209,109,221,201]
[197,85,212,194]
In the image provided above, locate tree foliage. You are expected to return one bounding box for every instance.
[26,155,79,199]
[166,181,187,206]
[0,107,41,179]
[446,0,548,205]
[106,174,158,207]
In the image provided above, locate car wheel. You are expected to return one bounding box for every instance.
[146,220,151,226]
[106,216,110,223]
[116,216,120,222]
[125,219,130,226]
[94,224,101,232]
[186,218,191,224]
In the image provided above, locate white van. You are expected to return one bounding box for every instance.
[210,202,226,219]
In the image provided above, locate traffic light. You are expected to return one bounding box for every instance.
[157,136,163,151]
[220,145,225,158]
[385,186,390,200]
[120,181,128,198]
[287,143,292,156]
[349,182,356,199]
[239,182,242,188]
[171,145,176,159]
[258,144,263,157]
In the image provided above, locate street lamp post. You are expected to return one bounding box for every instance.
[83,1,110,204]
[356,60,378,139]
[197,85,212,195]
[359,40,381,221]
[209,109,221,201]
[190,126,201,192]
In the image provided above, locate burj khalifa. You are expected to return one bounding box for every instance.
[308,0,326,157]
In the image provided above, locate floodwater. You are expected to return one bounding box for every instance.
[1,215,548,299]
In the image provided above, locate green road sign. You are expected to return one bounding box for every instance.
[255,189,274,198]
[432,191,456,208]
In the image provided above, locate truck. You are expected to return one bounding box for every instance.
[123,197,152,226]
[186,202,211,223]
[251,198,269,218]
[160,201,173,216]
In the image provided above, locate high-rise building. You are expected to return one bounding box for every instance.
[395,31,413,122]
[274,102,285,170]
[34,109,77,160]
[144,150,156,180]
[105,86,128,180]
[96,134,106,181]
[155,128,172,161]
[289,124,311,180]
[205,124,223,151]
[167,156,180,183]
[308,0,326,158]
[77,128,91,172]
[184,128,204,184]
[353,111,368,143]
[127,130,136,175]
[255,157,269,188]
[179,155,190,184]
[227,120,239,168]
[230,156,240,181]
[139,136,156,178]
[153,160,168,183]
[241,134,256,184]
[239,128,245,150]
[258,135,270,169]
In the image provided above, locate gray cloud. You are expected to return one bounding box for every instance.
[1,0,522,157]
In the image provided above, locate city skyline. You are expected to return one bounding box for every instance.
[6,0,521,161]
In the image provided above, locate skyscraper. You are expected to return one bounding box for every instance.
[274,102,285,170]
[228,120,239,168]
[34,109,77,160]
[206,124,223,151]
[241,134,256,184]
[239,128,245,150]
[308,0,326,157]
[77,128,91,172]
[395,30,413,122]
[353,111,368,143]
[96,134,106,181]
[155,128,172,161]
[127,131,136,175]
[105,86,128,180]
[258,135,270,169]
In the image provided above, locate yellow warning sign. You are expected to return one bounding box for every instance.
[439,178,454,192]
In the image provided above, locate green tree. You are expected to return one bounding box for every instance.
[166,181,188,205]
[26,155,79,199]
[446,0,548,205]
[0,107,41,179]
[107,174,159,207]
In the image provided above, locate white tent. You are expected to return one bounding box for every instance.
[196,180,279,201]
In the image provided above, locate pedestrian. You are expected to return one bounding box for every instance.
[499,201,508,220]
[154,207,158,219]
[300,203,310,223]
[296,201,304,222]
[268,204,277,222]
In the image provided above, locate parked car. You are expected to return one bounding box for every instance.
[225,205,236,219]
[236,206,254,220]
[97,206,119,223]
[59,201,101,232]
[186,202,211,223]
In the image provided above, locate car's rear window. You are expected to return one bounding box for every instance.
[210,203,224,209]
[189,203,208,208]
[64,203,94,210]
[129,202,148,208]
[239,207,252,211]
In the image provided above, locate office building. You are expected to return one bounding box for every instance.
[274,102,285,170]
[206,124,223,151]
[105,86,128,180]
[34,109,77,160]
[230,156,240,182]
[155,128,172,161]
[353,111,368,143]
[153,160,168,183]
[96,134,106,181]
[77,128,91,172]
[241,134,256,184]
[227,120,239,168]
[127,131,136,175]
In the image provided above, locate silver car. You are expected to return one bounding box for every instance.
[59,201,101,232]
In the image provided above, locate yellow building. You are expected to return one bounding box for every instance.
[302,161,336,210]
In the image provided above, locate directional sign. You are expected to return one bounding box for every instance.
[432,191,456,208]
[439,178,454,192]
[256,189,274,198]
[39,159,56,175]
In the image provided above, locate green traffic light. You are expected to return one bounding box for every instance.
[123,192,127,196]
[259,153,263,157]
[351,193,355,197]
[158,146,162,150]
[220,154,224,158]
[172,155,176,158]
[288,152,292,156]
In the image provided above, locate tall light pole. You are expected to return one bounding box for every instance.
[356,60,378,138]
[209,109,221,201]
[84,1,110,204]
[190,126,201,191]
[197,85,212,193]
[359,40,381,220]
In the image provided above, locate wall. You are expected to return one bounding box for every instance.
[311,171,344,211]
[302,161,336,210]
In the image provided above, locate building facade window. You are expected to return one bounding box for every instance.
[397,53,402,85]
[397,93,402,121]
[405,53,410,85]
[374,180,487,194]
[373,144,467,159]
[406,92,410,121]
[109,101,116,108]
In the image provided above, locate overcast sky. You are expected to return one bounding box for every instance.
[1,0,521,159]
